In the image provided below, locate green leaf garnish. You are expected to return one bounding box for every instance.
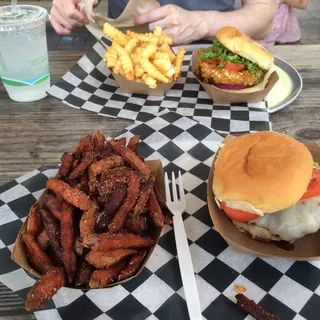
[313,161,320,169]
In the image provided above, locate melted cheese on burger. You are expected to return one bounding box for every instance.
[251,197,320,241]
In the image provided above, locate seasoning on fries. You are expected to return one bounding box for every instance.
[36,229,50,251]
[103,23,185,88]
[89,261,127,289]
[22,232,54,275]
[41,209,64,266]
[86,248,137,269]
[148,190,165,227]
[59,152,73,177]
[19,131,172,311]
[25,268,66,312]
[95,184,127,233]
[75,260,93,288]
[80,200,99,239]
[46,178,90,210]
[60,202,77,284]
[125,216,148,235]
[109,139,152,179]
[83,232,155,250]
[26,203,43,236]
[43,194,62,220]
[118,250,147,281]
[108,173,141,233]
[132,177,154,218]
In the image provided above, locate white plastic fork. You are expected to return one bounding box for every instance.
[165,171,202,320]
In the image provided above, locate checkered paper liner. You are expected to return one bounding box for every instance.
[47,37,271,136]
[0,110,319,320]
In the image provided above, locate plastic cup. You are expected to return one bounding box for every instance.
[0,5,50,102]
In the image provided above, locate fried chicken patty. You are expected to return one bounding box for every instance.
[196,62,262,87]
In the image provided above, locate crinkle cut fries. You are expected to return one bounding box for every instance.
[103,23,185,88]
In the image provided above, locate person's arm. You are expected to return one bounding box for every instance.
[284,0,309,9]
[134,0,276,45]
[203,0,276,40]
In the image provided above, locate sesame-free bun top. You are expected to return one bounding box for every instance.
[216,26,274,71]
[213,131,313,214]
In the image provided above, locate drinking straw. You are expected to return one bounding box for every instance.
[11,0,17,14]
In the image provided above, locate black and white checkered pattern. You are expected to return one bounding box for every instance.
[47,37,271,136]
[0,110,318,320]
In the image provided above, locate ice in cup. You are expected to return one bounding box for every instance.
[0,5,50,102]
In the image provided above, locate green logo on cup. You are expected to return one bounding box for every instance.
[1,71,50,87]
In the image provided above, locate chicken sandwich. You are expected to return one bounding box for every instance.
[196,27,275,92]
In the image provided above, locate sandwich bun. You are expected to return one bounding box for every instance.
[216,26,274,71]
[213,131,313,214]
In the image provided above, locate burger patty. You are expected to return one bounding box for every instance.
[196,62,262,87]
[233,220,282,242]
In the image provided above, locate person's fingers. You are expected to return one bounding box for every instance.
[134,5,177,25]
[148,16,179,32]
[57,9,84,28]
[61,1,89,24]
[160,26,178,41]
[50,17,72,35]
[50,9,75,31]
[166,26,197,45]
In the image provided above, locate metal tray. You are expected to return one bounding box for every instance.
[267,56,303,113]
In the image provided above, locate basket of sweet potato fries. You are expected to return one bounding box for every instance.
[12,131,172,312]
[103,23,185,95]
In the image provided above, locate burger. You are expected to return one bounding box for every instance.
[213,131,320,243]
[195,26,275,92]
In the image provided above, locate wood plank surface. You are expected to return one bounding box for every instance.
[267,45,320,142]
[0,45,319,318]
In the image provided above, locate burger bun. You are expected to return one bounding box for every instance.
[216,26,274,71]
[213,131,313,214]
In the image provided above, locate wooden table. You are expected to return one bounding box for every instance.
[0,45,319,318]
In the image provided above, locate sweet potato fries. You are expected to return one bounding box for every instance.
[236,294,280,320]
[20,131,171,311]
[25,268,66,312]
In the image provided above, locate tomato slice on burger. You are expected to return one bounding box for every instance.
[220,202,260,222]
[301,169,320,200]
[224,62,247,72]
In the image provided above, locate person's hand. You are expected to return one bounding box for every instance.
[50,0,90,35]
[134,5,209,45]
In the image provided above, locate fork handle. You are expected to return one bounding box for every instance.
[173,214,202,320]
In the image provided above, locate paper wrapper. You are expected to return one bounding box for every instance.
[208,135,320,260]
[192,50,279,104]
[79,0,160,40]
[112,73,175,96]
[11,159,164,288]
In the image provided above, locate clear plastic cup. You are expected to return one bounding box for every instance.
[0,5,50,102]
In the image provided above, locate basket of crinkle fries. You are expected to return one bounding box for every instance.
[103,22,185,95]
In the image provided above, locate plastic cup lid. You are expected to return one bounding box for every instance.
[0,5,48,32]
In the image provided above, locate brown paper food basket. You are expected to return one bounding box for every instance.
[112,73,175,96]
[192,50,279,104]
[207,135,320,260]
[11,159,165,289]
